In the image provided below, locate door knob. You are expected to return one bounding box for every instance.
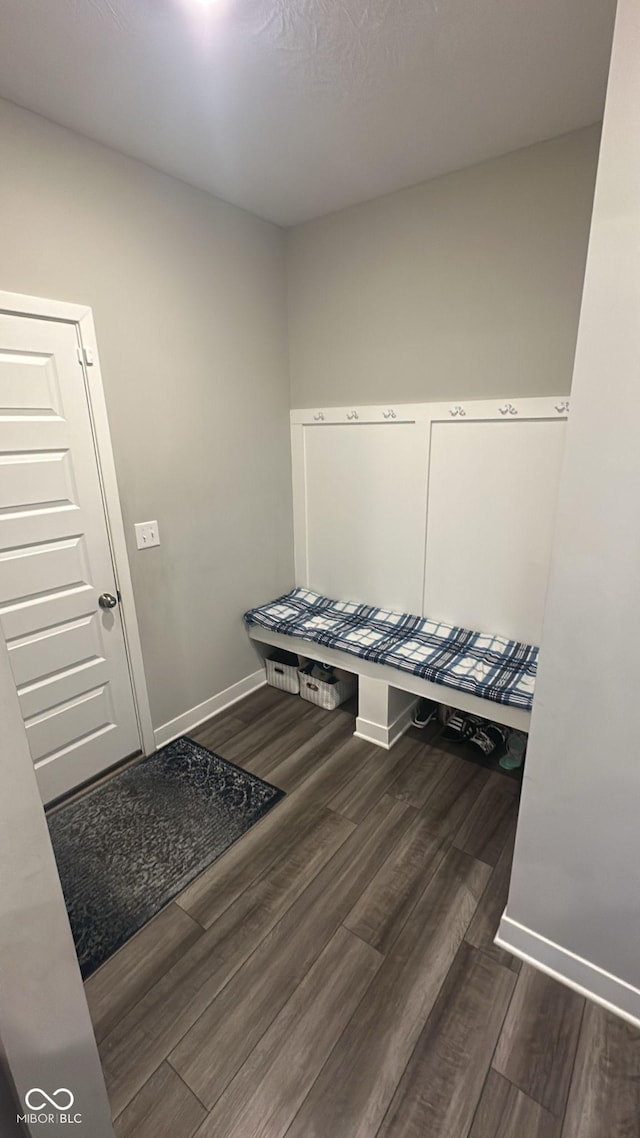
[98,592,118,610]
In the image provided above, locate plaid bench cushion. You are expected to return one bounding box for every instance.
[244,588,537,711]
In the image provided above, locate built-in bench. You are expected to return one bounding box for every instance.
[245,588,535,748]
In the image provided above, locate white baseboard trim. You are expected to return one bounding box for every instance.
[496,910,640,1028]
[153,669,266,749]
[354,702,414,750]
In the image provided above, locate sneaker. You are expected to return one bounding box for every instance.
[412,698,439,729]
[467,722,508,760]
[442,712,484,742]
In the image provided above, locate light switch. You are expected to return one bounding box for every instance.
[134,520,160,549]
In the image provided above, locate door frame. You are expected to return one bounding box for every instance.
[0,288,155,758]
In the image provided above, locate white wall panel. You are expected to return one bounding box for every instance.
[303,422,427,613]
[423,418,566,643]
[292,398,568,645]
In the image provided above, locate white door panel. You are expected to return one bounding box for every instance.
[0,537,90,602]
[10,613,103,686]
[0,585,95,641]
[0,350,62,415]
[25,684,115,763]
[0,504,81,553]
[0,313,139,802]
[18,658,109,721]
[0,449,75,509]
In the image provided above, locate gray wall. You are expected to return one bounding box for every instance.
[286,126,601,408]
[505,0,640,1003]
[0,98,293,730]
[0,1047,23,1136]
[0,99,604,736]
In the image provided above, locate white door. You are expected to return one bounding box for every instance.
[0,312,140,804]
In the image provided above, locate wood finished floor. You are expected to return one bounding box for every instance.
[84,686,640,1138]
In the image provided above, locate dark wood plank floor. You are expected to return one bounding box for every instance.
[83,686,640,1138]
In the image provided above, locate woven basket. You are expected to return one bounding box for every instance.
[298,665,356,710]
[265,655,300,695]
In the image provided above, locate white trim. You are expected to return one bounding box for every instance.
[154,669,266,748]
[291,404,423,425]
[0,289,154,757]
[290,396,570,426]
[354,700,415,749]
[0,289,91,323]
[496,911,640,1028]
[248,624,530,736]
[77,309,154,755]
[290,422,308,586]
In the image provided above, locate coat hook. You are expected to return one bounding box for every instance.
[383,408,397,419]
[347,410,359,421]
[313,411,325,421]
[499,403,518,416]
[554,401,570,414]
[449,405,466,417]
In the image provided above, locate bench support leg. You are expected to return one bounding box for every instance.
[354,677,416,749]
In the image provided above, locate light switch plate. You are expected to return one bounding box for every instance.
[134,520,160,549]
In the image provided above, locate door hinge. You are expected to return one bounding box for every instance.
[76,346,95,367]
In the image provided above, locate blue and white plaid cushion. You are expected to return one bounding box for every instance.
[244,588,537,711]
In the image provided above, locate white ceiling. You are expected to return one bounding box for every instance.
[0,0,617,226]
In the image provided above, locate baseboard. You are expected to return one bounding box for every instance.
[153,669,266,749]
[496,910,640,1028]
[354,702,415,750]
